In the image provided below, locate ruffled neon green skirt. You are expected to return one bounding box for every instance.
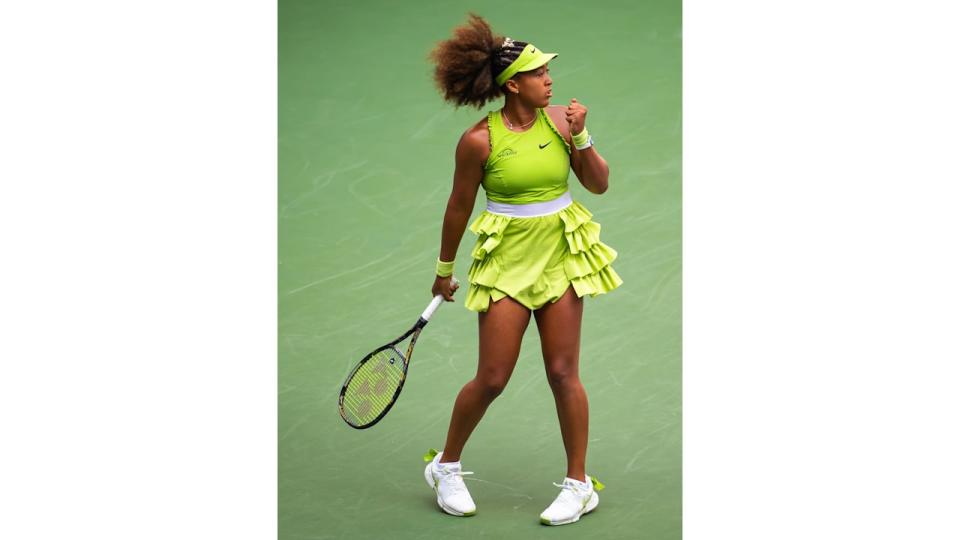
[464,200,623,312]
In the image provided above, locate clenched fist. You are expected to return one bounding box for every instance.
[565,98,588,135]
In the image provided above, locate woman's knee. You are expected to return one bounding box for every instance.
[474,372,510,398]
[545,360,580,390]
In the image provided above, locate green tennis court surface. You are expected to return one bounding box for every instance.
[280,1,681,537]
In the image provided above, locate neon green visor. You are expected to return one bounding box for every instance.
[495,43,558,86]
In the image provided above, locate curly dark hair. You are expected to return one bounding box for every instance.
[428,14,528,109]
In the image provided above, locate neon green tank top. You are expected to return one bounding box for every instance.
[483,107,571,204]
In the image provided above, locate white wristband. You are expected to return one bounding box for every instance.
[575,135,594,151]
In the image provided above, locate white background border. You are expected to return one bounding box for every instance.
[685,0,960,537]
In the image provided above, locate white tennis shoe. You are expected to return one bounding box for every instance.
[423,449,477,517]
[539,475,604,526]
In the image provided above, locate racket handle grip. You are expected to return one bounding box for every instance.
[421,277,459,322]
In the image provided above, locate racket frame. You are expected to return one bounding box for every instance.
[338,280,456,429]
[338,317,427,429]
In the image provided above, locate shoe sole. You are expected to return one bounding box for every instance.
[539,492,599,526]
[424,461,476,517]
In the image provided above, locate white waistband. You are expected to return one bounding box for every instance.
[485,191,572,217]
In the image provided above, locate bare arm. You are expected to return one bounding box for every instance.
[432,126,487,300]
[570,144,610,195]
[550,101,610,194]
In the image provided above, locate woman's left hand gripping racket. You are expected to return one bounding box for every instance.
[339,278,459,429]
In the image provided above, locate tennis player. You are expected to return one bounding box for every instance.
[423,14,622,526]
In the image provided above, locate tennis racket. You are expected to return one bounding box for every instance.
[339,278,458,429]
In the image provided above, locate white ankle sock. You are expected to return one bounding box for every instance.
[437,459,461,470]
[565,476,589,488]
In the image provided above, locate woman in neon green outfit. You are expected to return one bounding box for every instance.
[423,14,621,525]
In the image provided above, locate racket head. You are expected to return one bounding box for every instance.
[339,344,411,429]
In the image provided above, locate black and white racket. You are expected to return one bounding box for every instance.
[339,278,458,429]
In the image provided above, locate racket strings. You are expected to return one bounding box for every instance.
[341,348,406,426]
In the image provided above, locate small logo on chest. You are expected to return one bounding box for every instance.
[539,141,552,149]
[496,148,517,159]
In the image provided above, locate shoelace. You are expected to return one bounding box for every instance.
[551,481,590,505]
[553,481,588,493]
[438,468,474,495]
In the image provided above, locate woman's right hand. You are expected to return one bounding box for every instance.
[432,275,460,302]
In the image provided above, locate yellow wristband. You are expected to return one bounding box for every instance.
[572,127,591,150]
[436,258,455,277]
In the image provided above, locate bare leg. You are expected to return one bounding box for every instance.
[440,295,531,463]
[533,286,588,482]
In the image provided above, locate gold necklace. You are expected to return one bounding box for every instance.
[502,109,536,130]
